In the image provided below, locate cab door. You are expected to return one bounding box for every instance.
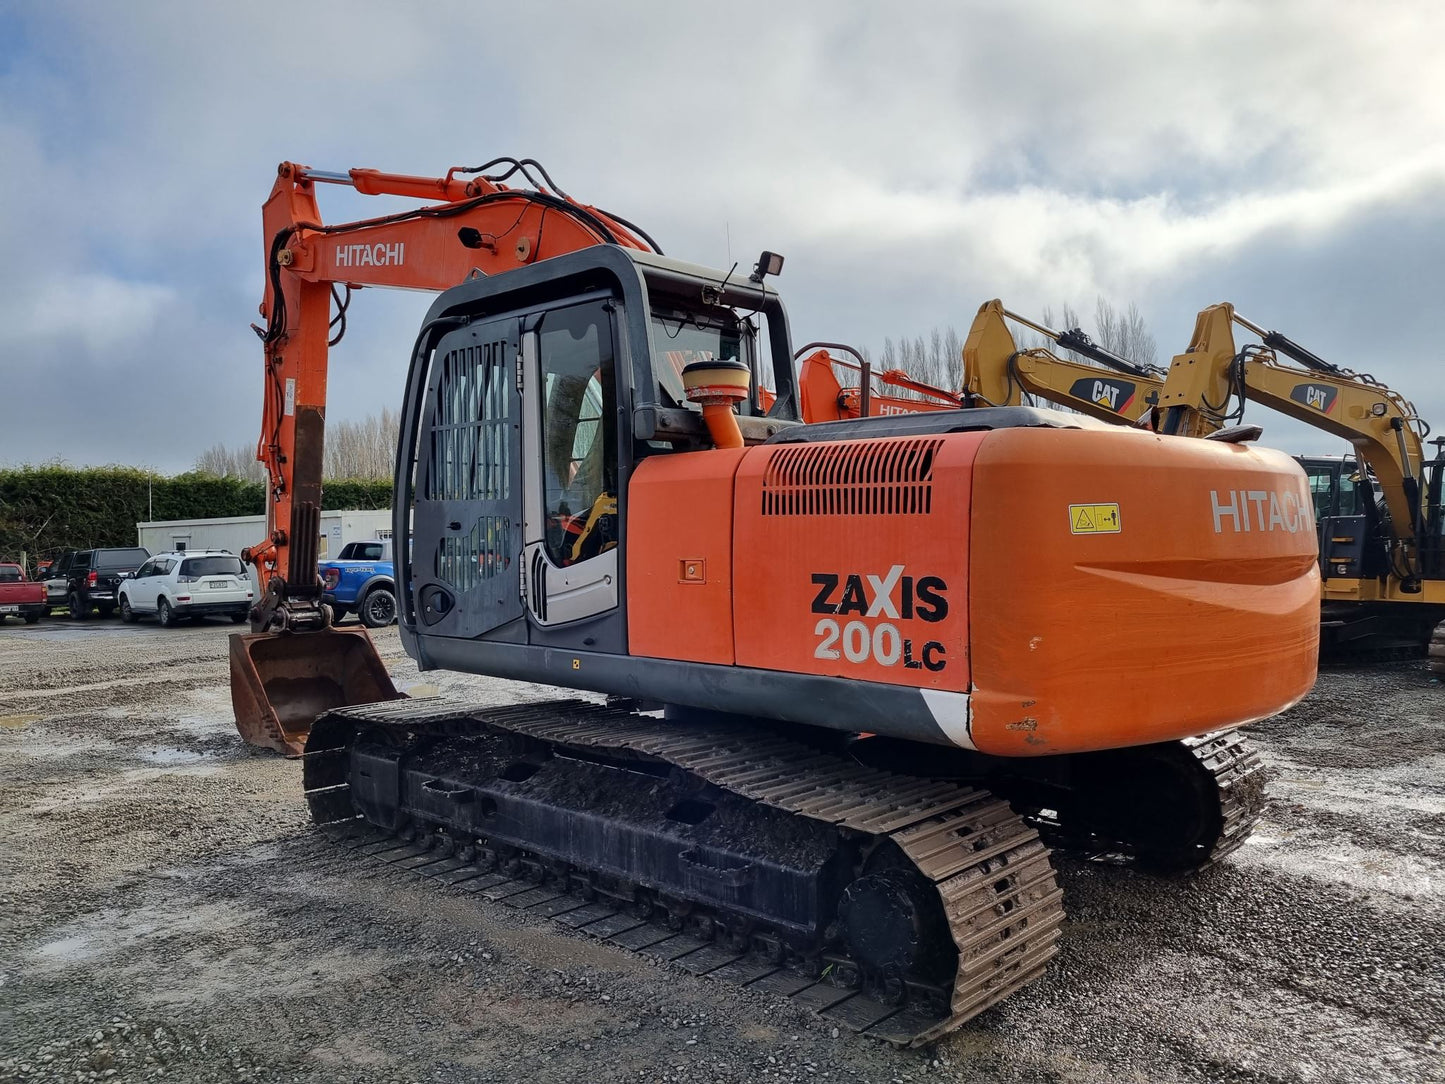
[45,554,73,605]
[520,299,622,635]
[409,316,525,640]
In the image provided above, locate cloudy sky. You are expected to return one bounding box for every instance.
[2,1,1442,472]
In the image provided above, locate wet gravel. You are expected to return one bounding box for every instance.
[0,619,1441,1083]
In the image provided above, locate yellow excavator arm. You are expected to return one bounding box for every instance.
[962,297,1429,569]
[1156,302,1430,577]
[962,299,1166,425]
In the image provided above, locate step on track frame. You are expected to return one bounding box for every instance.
[303,698,1065,1046]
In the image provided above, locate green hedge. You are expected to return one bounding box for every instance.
[0,466,392,571]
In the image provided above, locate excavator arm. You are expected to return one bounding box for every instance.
[1156,302,1430,581]
[961,300,1166,424]
[233,158,657,754]
[795,343,964,422]
[249,159,656,633]
[792,301,1172,428]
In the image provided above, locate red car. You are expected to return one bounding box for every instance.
[0,563,46,624]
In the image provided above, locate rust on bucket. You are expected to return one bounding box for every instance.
[229,628,400,755]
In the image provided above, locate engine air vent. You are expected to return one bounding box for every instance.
[761,438,942,516]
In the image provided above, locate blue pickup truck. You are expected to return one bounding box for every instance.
[319,540,396,628]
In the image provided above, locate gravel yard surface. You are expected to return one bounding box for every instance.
[1,619,1441,1083]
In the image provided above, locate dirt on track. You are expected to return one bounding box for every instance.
[1,619,1442,1084]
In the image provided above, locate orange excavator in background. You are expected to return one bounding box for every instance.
[796,343,965,421]
[793,300,1168,429]
[233,157,1320,1045]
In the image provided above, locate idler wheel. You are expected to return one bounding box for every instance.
[838,868,952,984]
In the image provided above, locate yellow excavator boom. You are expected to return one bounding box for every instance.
[962,300,1165,425]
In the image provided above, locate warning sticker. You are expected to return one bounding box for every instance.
[1069,503,1121,535]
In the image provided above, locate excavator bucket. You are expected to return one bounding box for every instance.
[229,628,400,755]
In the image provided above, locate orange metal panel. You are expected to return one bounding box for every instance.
[732,434,985,692]
[968,427,1319,756]
[626,449,748,664]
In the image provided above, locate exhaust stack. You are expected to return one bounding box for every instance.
[682,358,751,449]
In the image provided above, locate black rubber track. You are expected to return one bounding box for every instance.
[302,697,1066,1046]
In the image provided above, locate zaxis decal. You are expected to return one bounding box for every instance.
[809,565,948,671]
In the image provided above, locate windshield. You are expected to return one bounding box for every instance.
[650,308,751,411]
[0,566,20,583]
[181,556,245,578]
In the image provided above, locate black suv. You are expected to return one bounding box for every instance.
[65,547,150,619]
[42,550,77,612]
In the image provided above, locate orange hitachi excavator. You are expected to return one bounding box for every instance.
[796,343,965,421]
[233,157,1319,1045]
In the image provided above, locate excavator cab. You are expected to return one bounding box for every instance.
[231,244,798,753]
[394,246,797,666]
[1299,455,1381,582]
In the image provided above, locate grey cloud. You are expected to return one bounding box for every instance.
[0,1,1441,471]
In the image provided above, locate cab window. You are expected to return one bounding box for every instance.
[1306,467,1335,521]
[1338,470,1366,516]
[539,301,616,567]
[650,307,750,412]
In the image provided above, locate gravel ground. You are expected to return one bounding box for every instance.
[1,618,1441,1083]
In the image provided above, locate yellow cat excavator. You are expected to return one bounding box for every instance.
[231,157,1321,1046]
[1155,303,1445,658]
[958,298,1445,658]
[961,299,1166,425]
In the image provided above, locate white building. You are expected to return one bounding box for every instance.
[136,510,393,592]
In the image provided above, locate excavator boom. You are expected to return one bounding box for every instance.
[961,300,1165,424]
[234,159,659,752]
